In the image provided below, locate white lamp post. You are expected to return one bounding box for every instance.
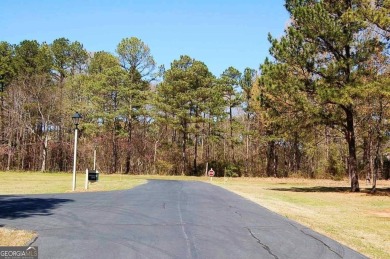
[72,112,82,191]
[93,141,97,170]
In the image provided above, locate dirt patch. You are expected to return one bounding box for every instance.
[368,209,390,218]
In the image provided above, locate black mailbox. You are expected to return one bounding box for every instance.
[88,170,99,182]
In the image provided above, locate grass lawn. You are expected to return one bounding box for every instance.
[0,171,147,195]
[211,177,390,259]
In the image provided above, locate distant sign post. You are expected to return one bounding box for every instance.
[208,168,215,181]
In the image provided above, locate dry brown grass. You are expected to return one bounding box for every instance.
[0,227,36,246]
[211,177,390,259]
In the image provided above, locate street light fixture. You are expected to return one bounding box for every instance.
[72,112,82,128]
[72,112,82,191]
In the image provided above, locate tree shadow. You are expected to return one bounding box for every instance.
[269,186,390,196]
[0,195,73,219]
[270,186,351,193]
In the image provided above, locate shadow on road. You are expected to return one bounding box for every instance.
[0,196,73,219]
[269,186,390,196]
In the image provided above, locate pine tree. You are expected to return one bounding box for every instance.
[264,0,388,191]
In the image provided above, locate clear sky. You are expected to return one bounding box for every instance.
[1,0,289,76]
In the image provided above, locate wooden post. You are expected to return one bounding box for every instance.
[85,169,88,190]
[205,162,208,177]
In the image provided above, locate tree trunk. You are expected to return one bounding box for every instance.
[246,97,251,176]
[344,105,359,192]
[41,133,48,172]
[193,108,199,174]
[293,138,300,171]
[266,140,276,177]
[0,93,4,145]
[112,121,118,174]
[223,136,226,161]
[58,78,65,171]
[206,119,211,161]
[372,98,384,193]
[182,121,187,175]
[245,110,250,176]
[325,127,330,161]
[246,135,249,176]
[182,136,186,175]
[362,136,371,183]
[7,137,12,171]
[125,120,132,174]
[153,140,159,174]
[21,128,26,170]
[229,106,234,161]
[201,113,206,161]
[194,132,198,174]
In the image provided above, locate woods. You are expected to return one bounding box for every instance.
[0,1,389,192]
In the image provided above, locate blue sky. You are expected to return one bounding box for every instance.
[1,0,289,76]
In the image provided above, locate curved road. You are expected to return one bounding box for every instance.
[0,180,366,259]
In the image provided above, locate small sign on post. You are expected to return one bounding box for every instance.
[208,168,215,181]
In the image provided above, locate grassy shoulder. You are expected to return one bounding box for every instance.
[211,177,390,259]
[0,171,147,195]
[0,228,36,246]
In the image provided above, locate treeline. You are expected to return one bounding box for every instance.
[0,0,389,191]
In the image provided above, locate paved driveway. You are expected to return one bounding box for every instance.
[0,180,366,258]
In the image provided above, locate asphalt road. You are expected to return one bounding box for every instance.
[0,180,366,259]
